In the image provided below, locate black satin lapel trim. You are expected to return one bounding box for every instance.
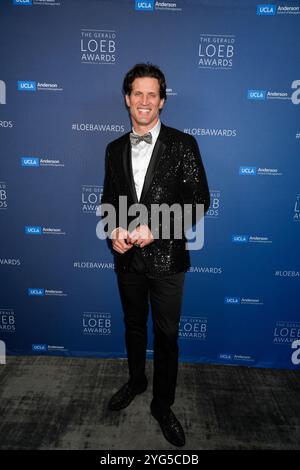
[139,138,166,203]
[122,140,138,204]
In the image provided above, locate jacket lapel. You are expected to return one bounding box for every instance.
[122,124,169,204]
[122,138,138,204]
[139,124,168,203]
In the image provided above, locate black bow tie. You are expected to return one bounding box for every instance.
[130,132,152,146]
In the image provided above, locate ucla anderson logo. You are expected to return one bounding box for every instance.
[239,166,257,176]
[135,1,154,10]
[21,157,40,167]
[13,0,32,4]
[25,226,42,235]
[28,288,45,296]
[32,344,47,351]
[224,297,241,305]
[18,81,36,91]
[219,353,233,361]
[232,235,249,243]
[247,90,266,100]
[256,5,276,15]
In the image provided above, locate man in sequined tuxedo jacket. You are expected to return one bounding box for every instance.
[102,63,210,447]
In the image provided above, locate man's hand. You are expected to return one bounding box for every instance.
[111,227,133,254]
[127,225,154,249]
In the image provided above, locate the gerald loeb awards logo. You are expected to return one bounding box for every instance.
[82,185,102,213]
[80,29,116,64]
[82,312,112,335]
[198,34,235,70]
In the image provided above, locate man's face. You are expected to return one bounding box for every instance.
[125,77,165,132]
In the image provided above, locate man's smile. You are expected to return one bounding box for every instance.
[137,108,151,114]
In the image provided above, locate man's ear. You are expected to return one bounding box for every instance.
[159,98,165,110]
[125,94,131,107]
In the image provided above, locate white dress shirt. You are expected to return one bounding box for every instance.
[131,119,161,201]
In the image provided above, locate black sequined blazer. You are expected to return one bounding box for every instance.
[101,123,210,277]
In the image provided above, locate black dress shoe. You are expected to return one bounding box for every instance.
[108,382,147,411]
[151,403,185,447]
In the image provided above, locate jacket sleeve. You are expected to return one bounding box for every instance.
[102,145,114,205]
[101,144,119,237]
[181,135,210,229]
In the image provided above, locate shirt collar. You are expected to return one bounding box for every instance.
[132,119,161,142]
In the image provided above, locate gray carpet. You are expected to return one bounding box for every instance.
[0,356,299,450]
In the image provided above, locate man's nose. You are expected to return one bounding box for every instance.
[141,95,149,106]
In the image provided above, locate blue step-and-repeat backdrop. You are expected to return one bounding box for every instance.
[0,0,300,369]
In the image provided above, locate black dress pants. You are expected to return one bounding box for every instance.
[117,248,185,412]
